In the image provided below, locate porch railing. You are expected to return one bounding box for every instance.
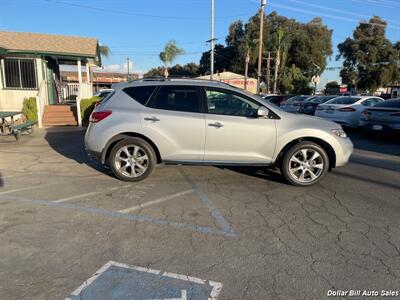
[60,83,93,103]
[36,80,48,128]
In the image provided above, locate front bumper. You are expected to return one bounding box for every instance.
[334,137,354,167]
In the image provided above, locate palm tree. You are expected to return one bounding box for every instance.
[273,29,285,94]
[159,40,184,78]
[99,45,111,58]
[243,37,258,90]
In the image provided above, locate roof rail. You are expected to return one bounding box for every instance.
[124,76,241,90]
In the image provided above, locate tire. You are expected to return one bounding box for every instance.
[109,137,156,182]
[280,141,329,186]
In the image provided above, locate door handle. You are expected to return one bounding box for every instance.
[144,116,160,122]
[208,122,223,128]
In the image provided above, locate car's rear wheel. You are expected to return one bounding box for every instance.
[281,142,329,186]
[109,138,156,181]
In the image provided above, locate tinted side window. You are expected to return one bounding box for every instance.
[205,88,260,117]
[374,99,400,108]
[152,86,202,113]
[123,86,156,105]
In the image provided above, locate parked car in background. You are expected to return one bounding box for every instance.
[359,98,400,133]
[281,95,312,113]
[94,89,114,99]
[263,94,296,106]
[85,79,353,186]
[299,95,338,115]
[315,96,384,127]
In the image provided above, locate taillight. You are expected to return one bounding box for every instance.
[316,106,322,110]
[339,107,356,112]
[90,110,112,123]
[391,112,400,117]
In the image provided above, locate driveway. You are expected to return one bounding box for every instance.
[0,128,399,299]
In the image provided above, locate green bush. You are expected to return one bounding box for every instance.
[22,97,38,121]
[80,96,100,125]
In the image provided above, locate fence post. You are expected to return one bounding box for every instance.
[35,96,42,128]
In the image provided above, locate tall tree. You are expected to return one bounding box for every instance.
[145,63,199,78]
[200,12,333,93]
[199,44,235,75]
[159,40,184,78]
[273,29,286,93]
[337,16,400,93]
[242,36,258,90]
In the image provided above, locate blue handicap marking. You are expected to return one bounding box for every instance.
[67,261,223,300]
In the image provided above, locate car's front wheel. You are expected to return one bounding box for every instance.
[281,142,329,186]
[109,138,156,181]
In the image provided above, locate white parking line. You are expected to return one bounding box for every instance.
[119,189,193,214]
[53,184,133,203]
[0,182,60,195]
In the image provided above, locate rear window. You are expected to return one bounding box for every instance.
[286,96,310,103]
[123,86,156,105]
[309,96,336,103]
[327,96,361,105]
[373,99,400,108]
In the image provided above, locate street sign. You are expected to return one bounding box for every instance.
[67,261,223,300]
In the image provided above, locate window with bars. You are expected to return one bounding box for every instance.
[3,58,37,89]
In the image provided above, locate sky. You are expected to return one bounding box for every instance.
[1,0,399,89]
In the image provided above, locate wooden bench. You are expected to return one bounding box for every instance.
[12,120,38,141]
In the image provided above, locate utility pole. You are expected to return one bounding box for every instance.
[127,57,130,82]
[256,0,266,94]
[210,0,215,80]
[266,51,271,94]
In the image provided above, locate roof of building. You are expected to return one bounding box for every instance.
[0,31,99,58]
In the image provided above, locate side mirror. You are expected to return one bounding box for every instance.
[257,107,269,118]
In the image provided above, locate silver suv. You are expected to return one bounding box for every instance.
[85,79,353,186]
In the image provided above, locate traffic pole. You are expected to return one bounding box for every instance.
[210,0,215,80]
[257,0,266,94]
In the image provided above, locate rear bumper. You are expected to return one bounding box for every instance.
[359,121,400,132]
[86,149,102,161]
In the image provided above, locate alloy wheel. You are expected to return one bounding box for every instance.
[114,144,149,178]
[288,148,324,183]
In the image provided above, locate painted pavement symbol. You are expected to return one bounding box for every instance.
[66,261,223,300]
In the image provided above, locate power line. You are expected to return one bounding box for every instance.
[264,1,400,30]
[351,0,400,9]
[43,0,255,20]
[287,0,400,25]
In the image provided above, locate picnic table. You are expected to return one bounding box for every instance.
[0,111,37,140]
[0,111,21,135]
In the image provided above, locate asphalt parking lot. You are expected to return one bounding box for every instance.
[0,128,399,299]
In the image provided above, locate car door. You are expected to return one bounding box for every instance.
[141,85,206,161]
[203,87,277,164]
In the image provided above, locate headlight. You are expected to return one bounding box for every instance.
[331,129,347,138]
